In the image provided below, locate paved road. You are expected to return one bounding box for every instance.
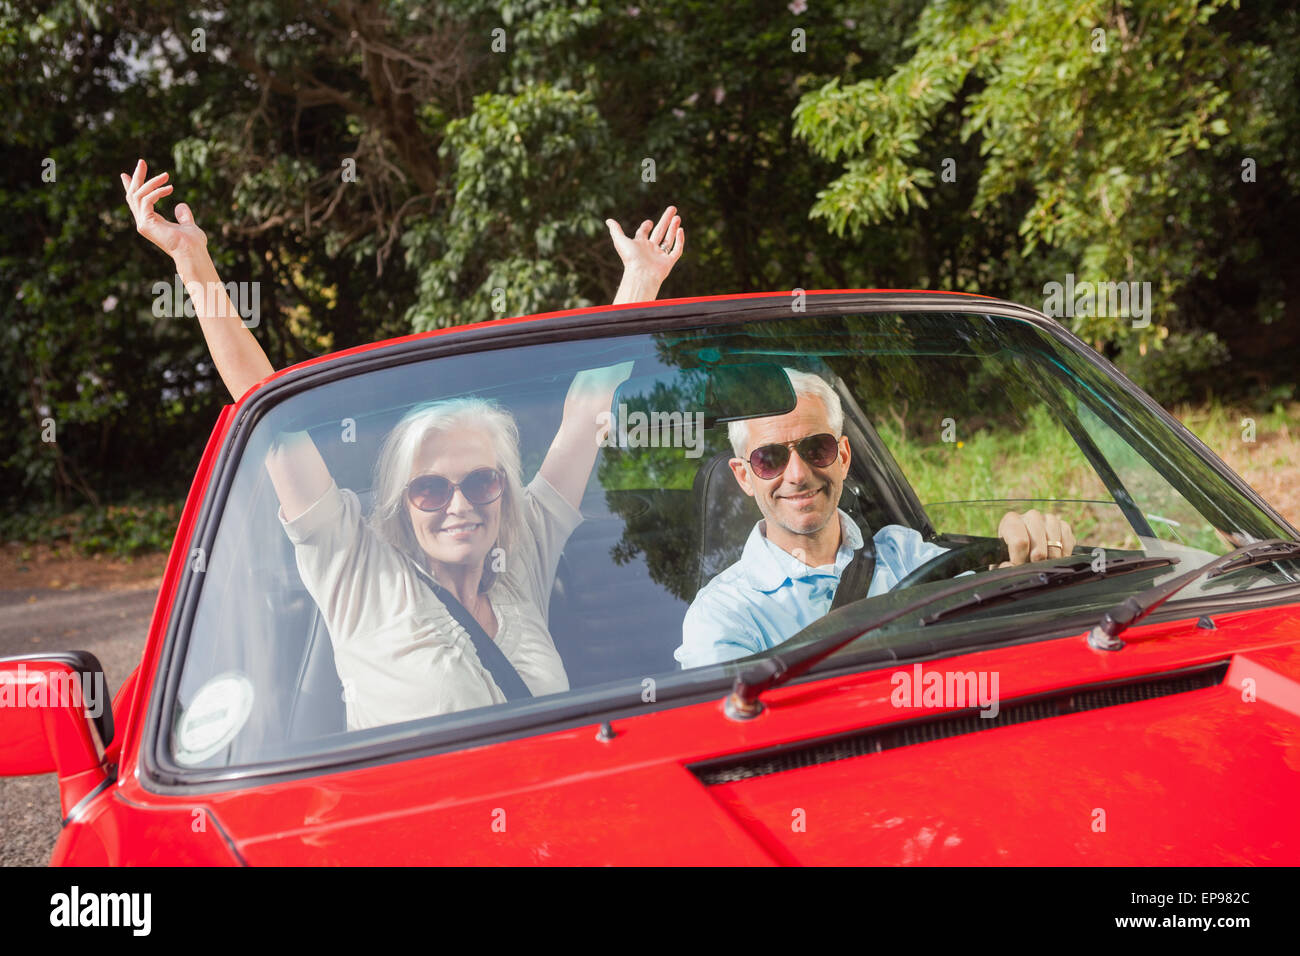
[0,586,156,866]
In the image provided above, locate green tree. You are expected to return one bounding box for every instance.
[5,0,1296,536]
[793,0,1300,362]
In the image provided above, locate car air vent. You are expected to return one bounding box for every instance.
[691,660,1229,786]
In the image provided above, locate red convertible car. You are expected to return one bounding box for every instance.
[4,290,1299,865]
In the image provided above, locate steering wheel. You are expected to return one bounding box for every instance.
[891,536,1010,591]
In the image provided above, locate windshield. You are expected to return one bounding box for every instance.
[163,309,1296,772]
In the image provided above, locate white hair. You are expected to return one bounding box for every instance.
[369,397,524,592]
[728,367,844,458]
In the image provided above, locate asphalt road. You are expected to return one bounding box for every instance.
[0,586,156,866]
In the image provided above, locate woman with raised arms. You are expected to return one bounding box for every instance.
[121,159,684,730]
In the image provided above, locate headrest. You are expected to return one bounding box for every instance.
[692,452,760,595]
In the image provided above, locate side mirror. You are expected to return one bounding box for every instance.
[0,652,114,818]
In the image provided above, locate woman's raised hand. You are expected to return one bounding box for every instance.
[605,205,685,289]
[119,157,276,405]
[120,158,206,262]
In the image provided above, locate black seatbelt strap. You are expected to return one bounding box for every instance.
[830,533,877,611]
[419,575,533,701]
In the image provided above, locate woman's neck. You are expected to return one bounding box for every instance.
[430,559,484,610]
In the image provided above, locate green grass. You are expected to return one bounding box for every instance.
[1172,399,1293,451]
[873,402,1144,546]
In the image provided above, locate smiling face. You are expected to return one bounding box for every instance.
[729,393,851,541]
[405,428,503,576]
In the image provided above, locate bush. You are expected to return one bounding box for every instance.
[0,499,180,559]
[1117,332,1231,406]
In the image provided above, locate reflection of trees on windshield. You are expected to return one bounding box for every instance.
[597,370,731,601]
[646,312,1049,439]
[594,311,1289,601]
[598,369,733,599]
[604,488,699,603]
[601,438,760,604]
[598,314,1070,601]
[600,375,711,490]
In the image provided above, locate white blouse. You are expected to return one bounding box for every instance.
[279,473,582,730]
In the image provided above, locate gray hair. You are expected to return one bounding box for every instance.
[369,397,525,592]
[728,367,844,458]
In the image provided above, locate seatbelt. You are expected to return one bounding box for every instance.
[830,534,877,611]
[420,575,533,701]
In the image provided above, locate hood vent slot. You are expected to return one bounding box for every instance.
[691,660,1229,786]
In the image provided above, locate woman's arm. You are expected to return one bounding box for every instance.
[538,206,685,510]
[121,159,332,520]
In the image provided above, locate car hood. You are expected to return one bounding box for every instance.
[116,605,1300,865]
[699,649,1300,864]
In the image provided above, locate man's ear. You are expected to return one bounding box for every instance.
[839,435,852,471]
[727,457,756,497]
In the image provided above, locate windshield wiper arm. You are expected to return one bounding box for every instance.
[1204,539,1300,580]
[724,556,1153,720]
[918,555,1177,626]
[1087,538,1300,651]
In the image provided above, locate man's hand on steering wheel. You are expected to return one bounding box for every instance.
[994,509,1076,568]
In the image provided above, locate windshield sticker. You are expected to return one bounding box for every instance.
[174,673,255,766]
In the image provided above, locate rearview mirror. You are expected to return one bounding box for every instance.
[611,362,797,434]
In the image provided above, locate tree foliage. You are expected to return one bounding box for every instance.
[1,0,1296,525]
[793,0,1300,357]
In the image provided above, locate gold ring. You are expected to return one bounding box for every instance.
[1048,540,1063,550]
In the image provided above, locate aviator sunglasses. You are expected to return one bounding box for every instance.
[405,467,505,512]
[744,433,840,480]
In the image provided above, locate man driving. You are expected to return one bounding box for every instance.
[675,369,1076,668]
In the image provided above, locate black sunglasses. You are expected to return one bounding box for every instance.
[744,433,840,480]
[406,467,505,513]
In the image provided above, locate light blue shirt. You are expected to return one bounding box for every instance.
[675,510,949,669]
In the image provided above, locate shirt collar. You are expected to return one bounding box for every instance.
[741,509,865,593]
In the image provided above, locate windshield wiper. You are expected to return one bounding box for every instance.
[918,555,1177,626]
[1203,539,1300,580]
[723,555,1171,720]
[1087,538,1300,651]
